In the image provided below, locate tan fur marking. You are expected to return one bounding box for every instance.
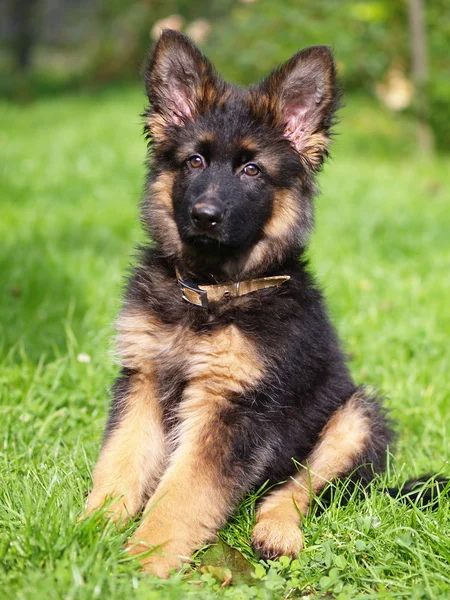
[145,170,182,259]
[217,88,232,107]
[239,189,301,276]
[116,308,183,374]
[147,112,169,143]
[85,373,167,523]
[247,90,280,127]
[174,140,213,163]
[265,189,301,239]
[203,82,220,105]
[201,132,216,143]
[187,325,263,392]
[117,312,262,392]
[127,325,263,577]
[128,395,233,577]
[149,172,175,213]
[252,393,371,558]
[300,131,330,170]
[239,137,258,152]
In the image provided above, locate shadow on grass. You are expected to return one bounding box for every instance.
[0,225,125,363]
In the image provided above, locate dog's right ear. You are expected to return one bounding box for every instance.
[144,29,218,131]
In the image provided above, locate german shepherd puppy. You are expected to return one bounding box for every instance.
[85,30,393,577]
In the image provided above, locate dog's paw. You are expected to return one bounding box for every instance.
[83,491,140,525]
[126,540,185,578]
[251,518,303,561]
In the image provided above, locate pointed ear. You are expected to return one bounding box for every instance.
[144,29,219,129]
[260,46,339,169]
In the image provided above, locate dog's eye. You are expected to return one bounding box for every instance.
[188,155,204,169]
[243,163,260,177]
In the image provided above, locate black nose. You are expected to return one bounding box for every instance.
[191,200,224,230]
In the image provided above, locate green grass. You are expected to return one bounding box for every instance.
[1,86,449,599]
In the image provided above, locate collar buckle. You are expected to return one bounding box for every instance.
[177,278,209,308]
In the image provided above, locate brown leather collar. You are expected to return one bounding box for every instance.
[176,268,290,308]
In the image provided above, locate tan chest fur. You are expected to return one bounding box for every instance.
[116,308,263,403]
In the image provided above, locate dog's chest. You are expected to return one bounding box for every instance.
[116,308,263,401]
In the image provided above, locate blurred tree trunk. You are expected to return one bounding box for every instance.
[408,0,434,154]
[11,0,38,71]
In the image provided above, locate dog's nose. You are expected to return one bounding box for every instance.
[191,200,224,230]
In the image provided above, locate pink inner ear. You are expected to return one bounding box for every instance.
[166,81,194,125]
[283,105,311,153]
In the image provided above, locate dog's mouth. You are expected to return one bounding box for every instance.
[182,225,262,261]
[184,233,235,253]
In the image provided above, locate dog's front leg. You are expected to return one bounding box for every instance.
[251,392,375,559]
[126,390,252,578]
[85,371,167,523]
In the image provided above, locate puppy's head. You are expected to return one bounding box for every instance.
[142,30,339,279]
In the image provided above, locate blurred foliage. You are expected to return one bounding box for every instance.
[87,0,234,83]
[206,0,405,89]
[425,1,450,152]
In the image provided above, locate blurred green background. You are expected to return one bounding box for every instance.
[1,0,449,150]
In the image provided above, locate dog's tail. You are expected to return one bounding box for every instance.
[385,475,450,509]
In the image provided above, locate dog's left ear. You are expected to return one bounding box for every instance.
[260,46,339,168]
